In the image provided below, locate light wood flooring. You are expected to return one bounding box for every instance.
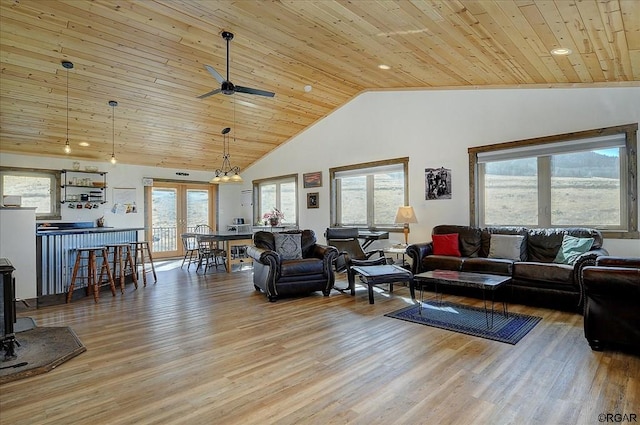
[1,261,638,425]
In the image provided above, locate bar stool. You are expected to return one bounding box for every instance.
[67,246,117,303]
[105,243,138,293]
[131,241,157,286]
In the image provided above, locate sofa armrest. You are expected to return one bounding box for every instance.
[406,242,434,274]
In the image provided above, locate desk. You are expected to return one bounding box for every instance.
[184,232,253,273]
[357,230,389,249]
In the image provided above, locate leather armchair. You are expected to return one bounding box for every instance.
[246,230,338,302]
[581,256,640,352]
[325,227,386,295]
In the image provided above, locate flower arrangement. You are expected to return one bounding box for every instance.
[263,208,285,225]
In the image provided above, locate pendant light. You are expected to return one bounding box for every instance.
[109,100,118,164]
[62,61,73,154]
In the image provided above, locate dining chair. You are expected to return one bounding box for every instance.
[194,225,227,272]
[180,233,199,270]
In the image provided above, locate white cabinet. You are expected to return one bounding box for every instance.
[0,208,37,300]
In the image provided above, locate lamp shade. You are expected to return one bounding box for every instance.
[395,206,418,224]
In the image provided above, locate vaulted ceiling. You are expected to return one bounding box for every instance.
[1,0,638,173]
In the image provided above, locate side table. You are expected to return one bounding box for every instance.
[383,245,411,269]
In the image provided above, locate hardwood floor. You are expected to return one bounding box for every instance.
[1,261,638,425]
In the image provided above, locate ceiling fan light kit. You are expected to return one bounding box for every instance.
[198,31,275,99]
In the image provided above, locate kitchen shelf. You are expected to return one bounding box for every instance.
[60,169,108,206]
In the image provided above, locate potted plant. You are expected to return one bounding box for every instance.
[263,208,285,226]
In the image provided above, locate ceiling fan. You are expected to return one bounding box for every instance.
[198,31,275,99]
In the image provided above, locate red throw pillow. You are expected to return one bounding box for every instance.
[432,233,461,257]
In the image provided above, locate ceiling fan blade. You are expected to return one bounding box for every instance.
[197,88,221,99]
[235,86,276,98]
[204,65,225,84]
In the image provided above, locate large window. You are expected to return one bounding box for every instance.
[0,167,61,220]
[330,158,409,229]
[469,124,638,239]
[253,174,298,226]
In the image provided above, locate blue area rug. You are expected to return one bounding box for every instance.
[385,301,542,344]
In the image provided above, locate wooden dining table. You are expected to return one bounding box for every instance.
[183,231,254,273]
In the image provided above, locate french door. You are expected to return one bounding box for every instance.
[146,182,217,259]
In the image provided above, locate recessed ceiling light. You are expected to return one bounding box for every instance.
[378,64,391,70]
[79,142,90,147]
[551,47,572,56]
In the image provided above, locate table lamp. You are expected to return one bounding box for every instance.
[395,206,418,246]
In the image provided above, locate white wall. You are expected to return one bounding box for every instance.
[236,87,640,256]
[3,87,639,256]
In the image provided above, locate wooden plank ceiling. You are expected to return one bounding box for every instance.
[1,0,638,173]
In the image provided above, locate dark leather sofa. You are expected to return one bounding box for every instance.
[246,230,338,302]
[582,256,640,352]
[406,225,608,310]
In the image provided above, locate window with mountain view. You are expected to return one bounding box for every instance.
[470,124,637,238]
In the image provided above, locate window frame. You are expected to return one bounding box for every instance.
[252,173,298,226]
[330,157,409,231]
[468,123,638,239]
[0,166,62,220]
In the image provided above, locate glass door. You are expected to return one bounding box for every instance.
[147,182,216,259]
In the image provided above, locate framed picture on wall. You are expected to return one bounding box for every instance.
[307,192,319,209]
[425,167,452,200]
[303,171,322,188]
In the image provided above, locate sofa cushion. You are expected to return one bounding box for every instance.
[274,232,302,260]
[553,234,594,265]
[526,228,569,262]
[280,257,324,277]
[488,234,525,261]
[423,255,463,272]
[513,262,574,285]
[461,257,513,276]
[432,233,461,256]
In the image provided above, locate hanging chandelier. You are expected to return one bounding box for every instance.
[62,60,73,154]
[210,127,242,183]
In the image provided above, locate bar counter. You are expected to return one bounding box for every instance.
[36,226,143,304]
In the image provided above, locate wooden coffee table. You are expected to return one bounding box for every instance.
[413,270,511,328]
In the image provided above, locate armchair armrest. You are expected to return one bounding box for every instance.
[583,266,640,295]
[406,242,434,274]
[596,256,640,268]
[310,243,339,261]
[246,245,279,265]
[574,248,609,309]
